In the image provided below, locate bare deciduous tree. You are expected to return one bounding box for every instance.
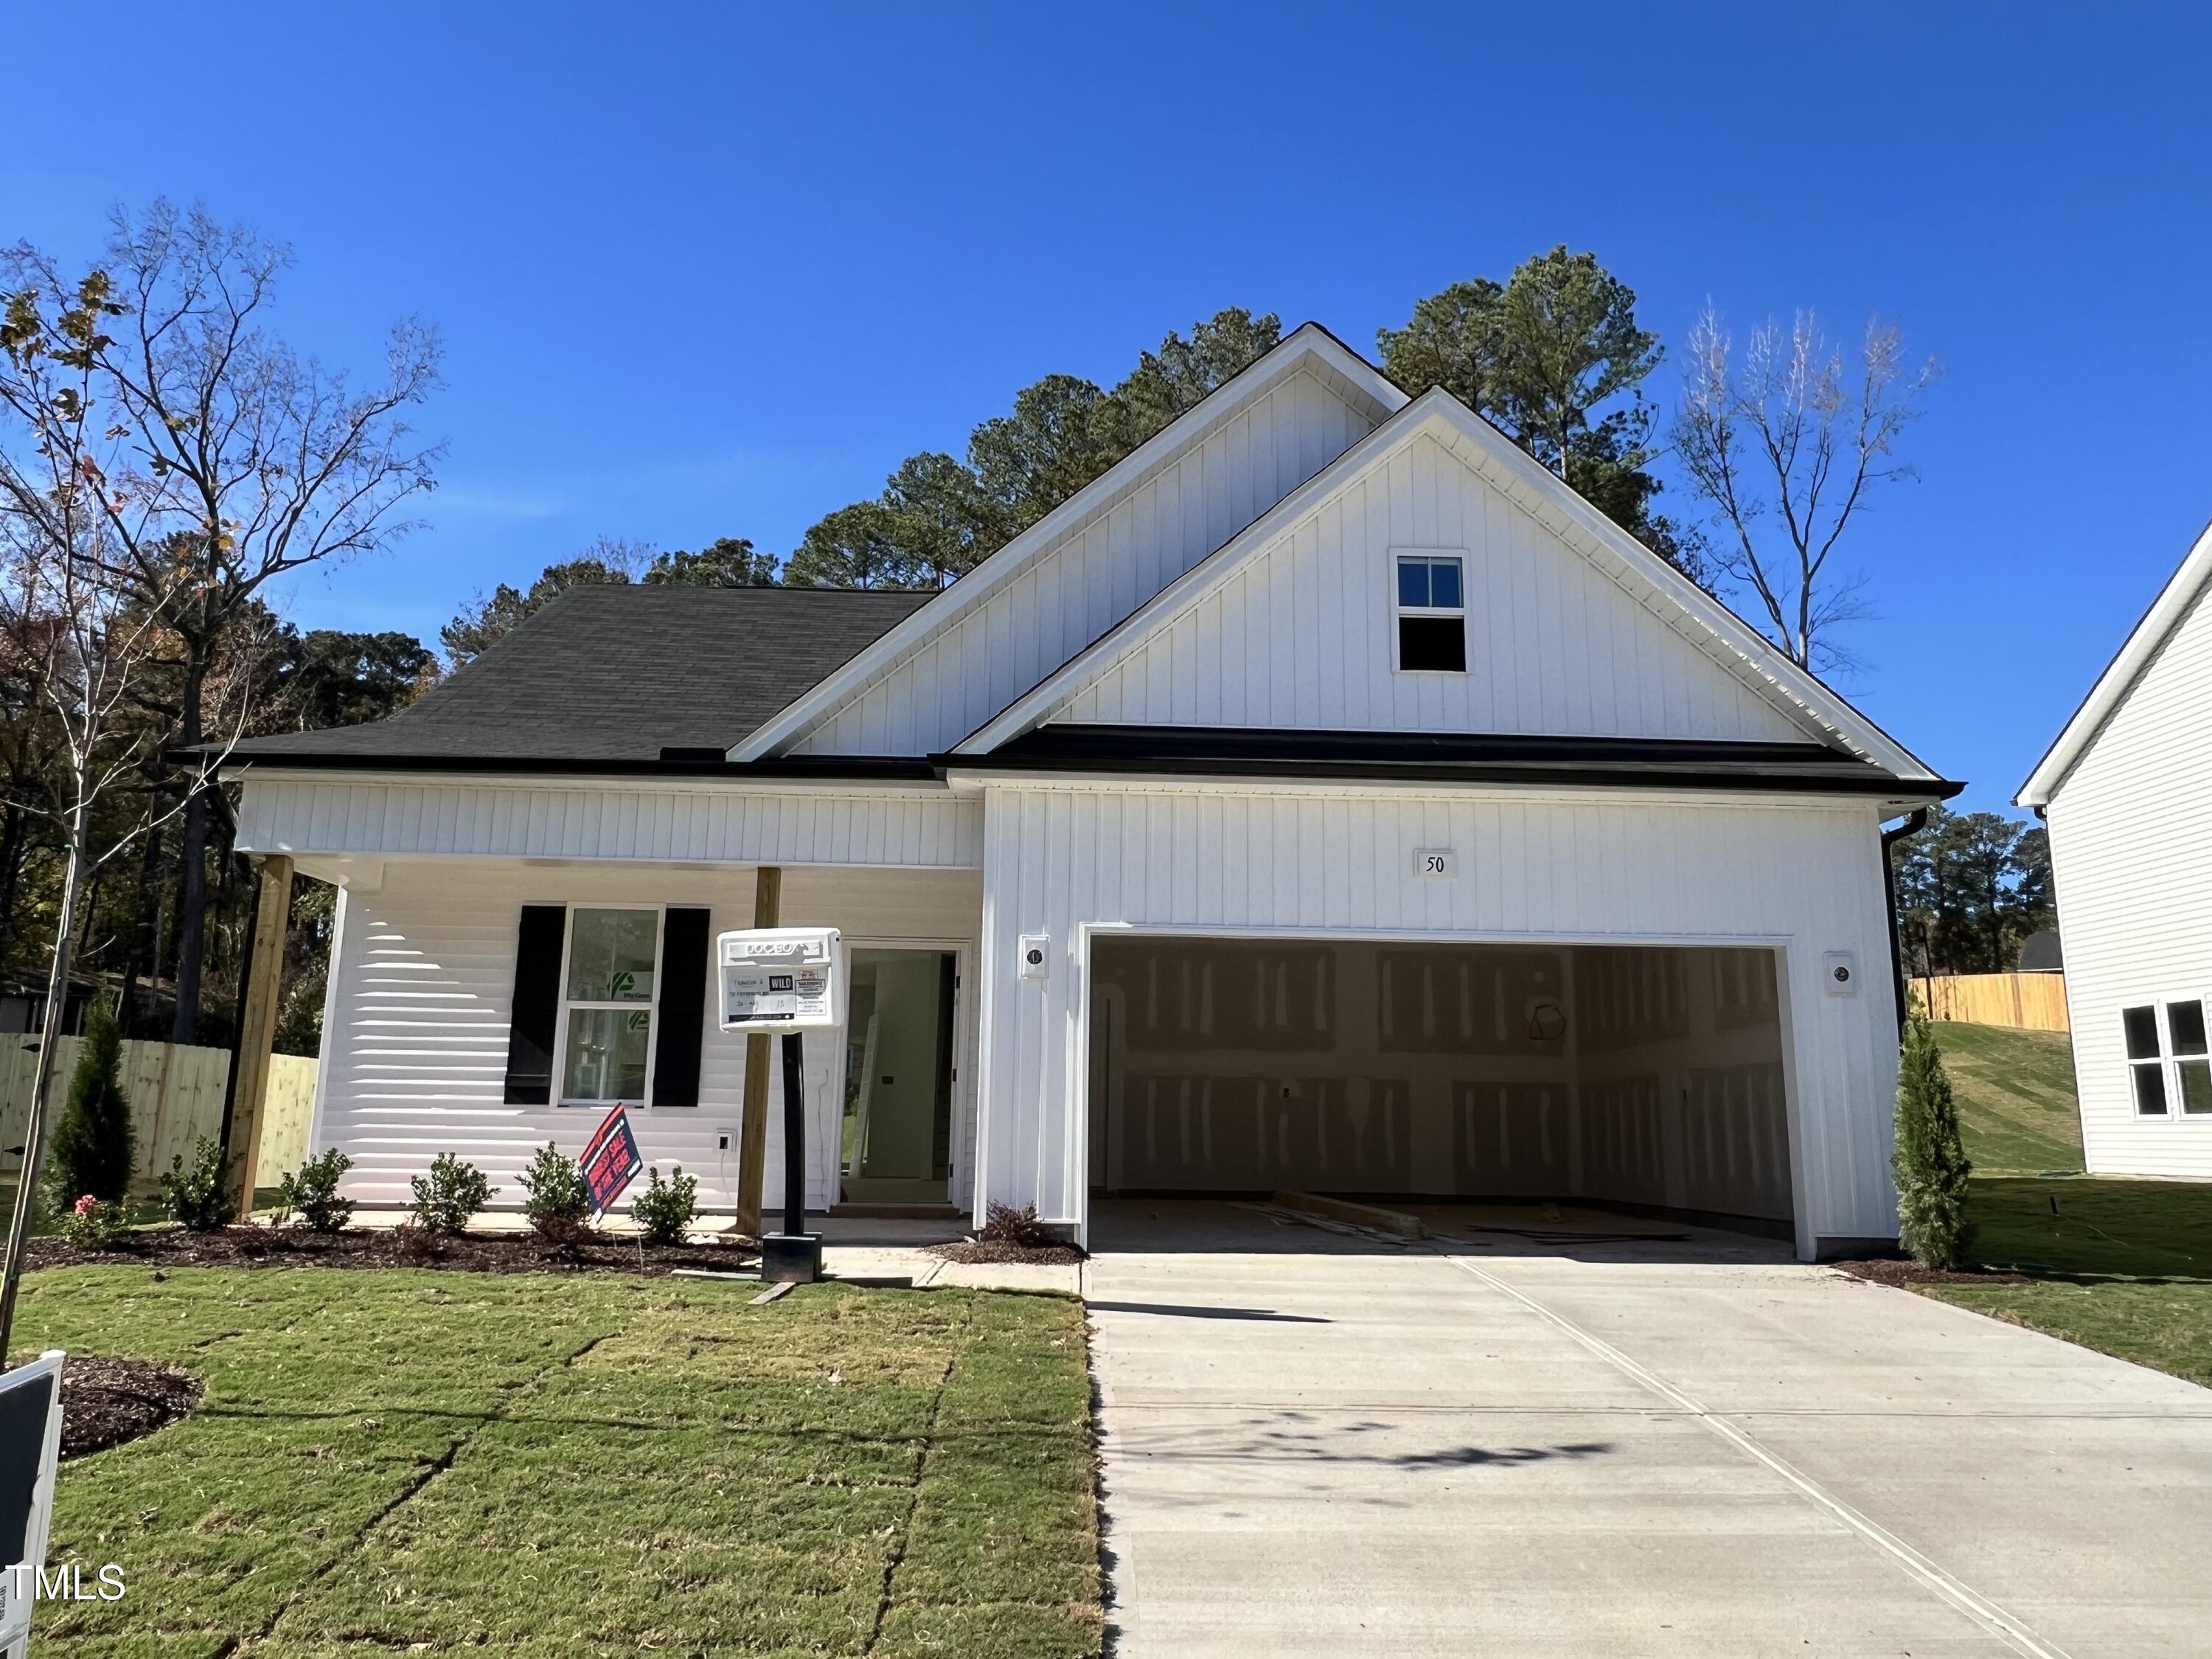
[0,272,264,1360]
[3,201,442,1041]
[1673,307,1938,672]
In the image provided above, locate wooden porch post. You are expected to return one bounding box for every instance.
[733,865,781,1236]
[220,854,293,1217]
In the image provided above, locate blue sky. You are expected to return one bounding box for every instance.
[6,2,2207,810]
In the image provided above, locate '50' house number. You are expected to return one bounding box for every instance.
[1413,849,1458,879]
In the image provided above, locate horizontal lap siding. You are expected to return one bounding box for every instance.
[316,863,983,1212]
[793,371,1378,756]
[2046,579,2212,1178]
[975,785,1899,1252]
[236,781,981,868]
[1064,434,1807,742]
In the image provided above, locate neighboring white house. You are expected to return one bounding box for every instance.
[2020,518,2212,1178]
[223,324,1957,1259]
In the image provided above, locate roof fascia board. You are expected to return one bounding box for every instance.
[728,324,1408,763]
[939,766,1919,813]
[956,391,1936,782]
[2018,515,2212,806]
[221,764,957,799]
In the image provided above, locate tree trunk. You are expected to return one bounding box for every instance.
[117,809,167,1037]
[0,795,24,963]
[0,787,86,1366]
[170,657,209,1044]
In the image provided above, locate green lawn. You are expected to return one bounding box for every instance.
[1932,1176,2212,1388]
[14,1266,1101,1658]
[1930,1020,2084,1175]
[1891,1023,2212,1391]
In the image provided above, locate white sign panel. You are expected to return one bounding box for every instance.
[1413,848,1458,879]
[718,927,844,1032]
[0,1349,66,1653]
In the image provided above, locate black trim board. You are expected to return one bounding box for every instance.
[939,726,1964,798]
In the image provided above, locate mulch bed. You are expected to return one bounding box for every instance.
[27,1224,760,1277]
[59,1356,204,1461]
[927,1239,1087,1266]
[1831,1258,2033,1288]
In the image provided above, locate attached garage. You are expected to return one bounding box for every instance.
[1086,935,1795,1236]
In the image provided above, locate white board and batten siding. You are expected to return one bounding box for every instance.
[2040,573,2212,1178]
[790,369,1382,757]
[311,860,983,1214]
[971,782,1903,1259]
[236,776,981,869]
[1057,433,1808,743]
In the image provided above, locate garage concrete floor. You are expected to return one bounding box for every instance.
[1085,1200,2212,1658]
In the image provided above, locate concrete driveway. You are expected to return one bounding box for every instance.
[1085,1201,2212,1658]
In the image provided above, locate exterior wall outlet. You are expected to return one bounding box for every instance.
[1823,952,1859,995]
[715,1127,735,1152]
[1019,934,1051,980]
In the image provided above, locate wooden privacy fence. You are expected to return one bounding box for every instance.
[1909,973,2071,1033]
[0,1034,317,1192]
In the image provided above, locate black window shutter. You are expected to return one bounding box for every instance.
[652,907,711,1107]
[503,905,568,1105]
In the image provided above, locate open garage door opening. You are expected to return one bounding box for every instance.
[1086,936,1795,1239]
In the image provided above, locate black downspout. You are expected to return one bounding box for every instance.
[1881,809,1930,1032]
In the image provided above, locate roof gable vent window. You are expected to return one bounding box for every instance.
[1396,554,1466,673]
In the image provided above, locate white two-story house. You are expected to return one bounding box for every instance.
[224,324,1957,1259]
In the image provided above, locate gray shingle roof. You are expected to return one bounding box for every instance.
[228,585,934,764]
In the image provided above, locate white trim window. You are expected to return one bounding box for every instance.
[2121,1000,2212,1117]
[1394,554,1467,672]
[557,907,663,1106]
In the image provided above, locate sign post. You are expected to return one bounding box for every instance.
[0,1349,65,1659]
[719,926,844,1284]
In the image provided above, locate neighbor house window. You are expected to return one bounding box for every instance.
[1396,554,1466,672]
[2124,1005,2166,1114]
[2121,1001,2212,1116]
[559,908,661,1105]
[2171,999,2212,1114]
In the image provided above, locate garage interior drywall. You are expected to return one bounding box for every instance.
[1086,937,1792,1228]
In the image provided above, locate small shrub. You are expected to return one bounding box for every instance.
[47,1000,136,1206]
[630,1165,698,1246]
[159,1136,235,1232]
[276,1149,356,1234]
[517,1142,594,1244]
[410,1152,495,1234]
[59,1194,134,1252]
[1893,1014,1973,1269]
[979,1200,1054,1248]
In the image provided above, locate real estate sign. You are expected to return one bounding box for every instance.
[579,1105,644,1216]
[717,927,843,1031]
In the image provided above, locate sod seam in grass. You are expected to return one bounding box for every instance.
[18,1270,1102,1658]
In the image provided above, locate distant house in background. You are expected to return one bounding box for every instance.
[2017,931,2064,974]
[2020,518,2212,1178]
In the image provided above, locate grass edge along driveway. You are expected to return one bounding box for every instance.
[17,1266,1102,1658]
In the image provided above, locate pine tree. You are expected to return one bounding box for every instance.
[1893,1014,1973,1268]
[46,999,136,1205]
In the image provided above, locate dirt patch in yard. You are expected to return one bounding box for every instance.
[27,1225,759,1278]
[1832,1258,2033,1288]
[928,1239,1088,1266]
[59,1356,203,1460]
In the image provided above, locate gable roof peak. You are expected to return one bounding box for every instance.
[728,321,1407,761]
[2018,513,2212,807]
